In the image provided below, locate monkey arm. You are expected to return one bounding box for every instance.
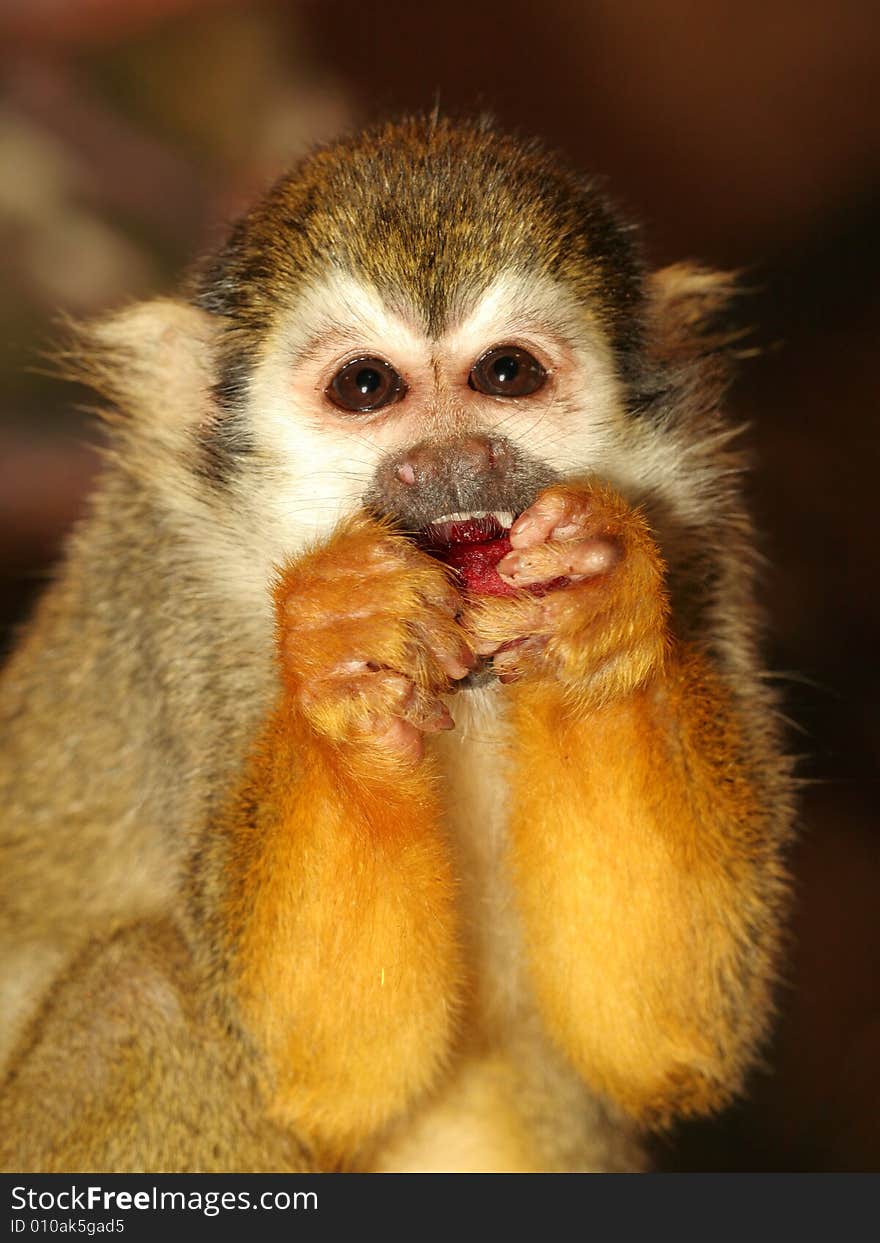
[189,519,466,1165]
[504,652,789,1126]
[0,519,464,1175]
[464,481,791,1125]
[0,921,308,1174]
[196,710,461,1164]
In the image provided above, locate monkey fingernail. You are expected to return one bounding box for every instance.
[496,551,523,577]
[567,538,620,577]
[418,700,455,732]
[548,520,583,541]
[443,646,476,679]
[508,516,542,549]
[497,550,546,583]
[510,496,570,548]
[508,511,559,548]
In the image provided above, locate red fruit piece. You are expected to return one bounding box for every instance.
[442,535,518,597]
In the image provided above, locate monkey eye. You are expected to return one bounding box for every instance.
[326,356,406,413]
[468,345,547,398]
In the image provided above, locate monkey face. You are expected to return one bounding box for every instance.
[193,118,654,582]
[232,266,635,578]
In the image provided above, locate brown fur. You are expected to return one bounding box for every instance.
[0,117,794,1172]
[0,922,307,1173]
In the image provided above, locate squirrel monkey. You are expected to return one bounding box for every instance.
[0,117,793,1173]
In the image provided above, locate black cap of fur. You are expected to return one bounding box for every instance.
[192,116,645,417]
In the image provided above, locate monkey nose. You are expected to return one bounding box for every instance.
[366,433,557,529]
[393,435,501,487]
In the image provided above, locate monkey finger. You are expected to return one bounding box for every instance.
[508,494,571,550]
[461,596,545,656]
[401,690,455,733]
[432,644,475,682]
[358,715,427,762]
[363,533,463,617]
[353,688,453,760]
[335,666,453,734]
[491,635,548,683]
[508,489,593,550]
[497,537,620,588]
[392,547,461,602]
[413,577,465,622]
[409,616,476,681]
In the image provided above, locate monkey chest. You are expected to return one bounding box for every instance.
[362,688,621,1172]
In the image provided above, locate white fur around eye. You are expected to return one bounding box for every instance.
[241,273,429,566]
[235,270,634,584]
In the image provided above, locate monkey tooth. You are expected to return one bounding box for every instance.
[429,509,515,530]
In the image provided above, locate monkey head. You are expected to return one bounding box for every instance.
[196,118,647,576]
[74,117,734,614]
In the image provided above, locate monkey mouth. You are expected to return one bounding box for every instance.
[416,509,518,597]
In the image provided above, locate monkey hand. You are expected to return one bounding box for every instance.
[462,482,669,706]
[275,515,473,760]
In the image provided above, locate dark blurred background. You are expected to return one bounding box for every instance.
[1,0,877,1171]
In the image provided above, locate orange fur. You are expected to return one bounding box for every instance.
[457,481,788,1126]
[204,523,465,1166]
[505,649,787,1126]
[465,481,670,708]
[278,513,465,749]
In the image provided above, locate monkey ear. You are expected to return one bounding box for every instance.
[644,264,745,365]
[57,299,225,432]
